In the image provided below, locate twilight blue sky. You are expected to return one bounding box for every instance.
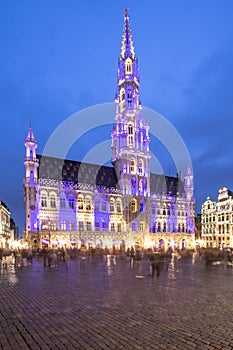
[1,0,233,234]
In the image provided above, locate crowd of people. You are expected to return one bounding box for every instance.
[0,245,233,276]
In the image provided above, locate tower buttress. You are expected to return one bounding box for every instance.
[24,126,39,237]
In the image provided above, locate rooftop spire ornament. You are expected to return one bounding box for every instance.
[121,8,135,59]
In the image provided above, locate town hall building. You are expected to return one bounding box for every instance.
[24,10,195,250]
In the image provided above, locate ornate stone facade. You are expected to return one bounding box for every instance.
[23,10,195,250]
[202,187,233,248]
[0,200,11,248]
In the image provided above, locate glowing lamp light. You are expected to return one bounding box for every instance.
[61,239,68,245]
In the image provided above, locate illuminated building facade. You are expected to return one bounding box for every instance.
[0,200,11,248]
[24,10,195,250]
[202,187,233,248]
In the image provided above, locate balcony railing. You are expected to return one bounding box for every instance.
[23,177,38,184]
[24,157,39,163]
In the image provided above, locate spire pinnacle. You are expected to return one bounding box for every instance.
[25,124,37,144]
[121,8,135,59]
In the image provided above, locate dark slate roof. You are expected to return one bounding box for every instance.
[37,155,184,195]
[150,173,184,196]
[37,155,118,188]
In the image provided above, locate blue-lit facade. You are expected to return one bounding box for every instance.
[24,10,195,250]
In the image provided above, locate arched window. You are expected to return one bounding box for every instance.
[130,199,137,213]
[110,198,115,212]
[41,193,47,208]
[50,195,56,208]
[127,91,132,107]
[116,200,121,213]
[125,58,132,74]
[140,202,144,213]
[51,221,57,231]
[139,179,144,194]
[128,124,133,134]
[138,159,143,175]
[69,197,74,209]
[78,195,84,210]
[30,170,34,182]
[85,197,91,211]
[128,124,134,146]
[60,197,66,208]
[120,88,125,102]
[151,223,156,233]
[61,221,66,231]
[131,178,136,195]
[157,222,161,232]
[130,159,135,174]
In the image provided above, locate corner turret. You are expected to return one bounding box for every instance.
[24,125,39,238]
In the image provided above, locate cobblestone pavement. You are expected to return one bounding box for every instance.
[1,255,233,350]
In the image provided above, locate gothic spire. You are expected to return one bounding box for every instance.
[25,125,37,144]
[121,9,135,60]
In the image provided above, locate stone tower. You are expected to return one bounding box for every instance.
[111,9,151,233]
[24,126,39,239]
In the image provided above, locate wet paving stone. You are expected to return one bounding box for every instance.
[0,256,233,349]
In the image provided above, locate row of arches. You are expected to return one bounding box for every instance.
[150,203,188,217]
[40,191,124,213]
[150,222,189,234]
[122,157,145,175]
[40,218,124,233]
[40,191,76,210]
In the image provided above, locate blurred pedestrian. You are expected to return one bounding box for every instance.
[112,246,117,266]
[135,248,143,278]
[150,253,161,277]
[130,246,135,268]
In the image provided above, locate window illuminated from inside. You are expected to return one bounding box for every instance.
[50,195,56,208]
[130,159,135,173]
[61,221,66,231]
[41,194,47,208]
